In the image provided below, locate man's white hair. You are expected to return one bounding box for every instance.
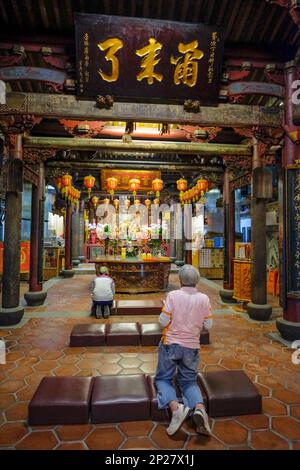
[99,266,109,275]
[179,264,200,287]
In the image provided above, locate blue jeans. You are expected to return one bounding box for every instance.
[91,300,113,316]
[155,342,203,409]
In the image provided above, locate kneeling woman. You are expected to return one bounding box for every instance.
[91,266,115,318]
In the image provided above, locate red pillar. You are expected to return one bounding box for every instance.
[277,61,300,340]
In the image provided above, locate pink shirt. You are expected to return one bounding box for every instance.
[161,287,212,349]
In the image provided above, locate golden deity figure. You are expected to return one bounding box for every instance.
[171,40,204,88]
[136,37,163,85]
[98,37,124,82]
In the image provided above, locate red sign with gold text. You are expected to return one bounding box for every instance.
[101,169,161,191]
[0,241,30,273]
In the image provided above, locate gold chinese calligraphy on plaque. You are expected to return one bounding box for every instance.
[75,13,224,104]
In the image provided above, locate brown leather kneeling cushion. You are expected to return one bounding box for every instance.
[70,324,106,347]
[198,370,262,418]
[28,376,94,425]
[106,322,140,346]
[91,374,150,423]
[139,323,162,346]
[115,300,163,315]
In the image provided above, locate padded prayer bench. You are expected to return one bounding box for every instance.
[91,374,150,423]
[28,376,94,425]
[198,370,262,418]
[70,324,106,347]
[114,299,163,315]
[106,322,140,346]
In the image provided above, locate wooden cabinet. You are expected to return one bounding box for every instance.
[233,258,251,302]
[43,247,61,281]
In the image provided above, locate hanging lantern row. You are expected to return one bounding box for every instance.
[56,174,81,207]
[177,178,209,204]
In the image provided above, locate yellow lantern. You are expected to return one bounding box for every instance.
[144,198,151,210]
[113,198,119,210]
[106,176,118,199]
[154,198,160,206]
[84,175,95,197]
[177,178,187,193]
[129,178,140,200]
[103,198,110,205]
[152,178,164,198]
[124,198,131,210]
[91,195,99,208]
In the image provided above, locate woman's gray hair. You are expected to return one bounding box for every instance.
[99,266,109,275]
[179,264,200,287]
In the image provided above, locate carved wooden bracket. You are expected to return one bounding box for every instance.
[229,172,251,190]
[0,114,41,135]
[266,0,300,26]
[59,119,106,138]
[223,155,252,172]
[178,125,222,143]
[96,95,113,109]
[183,100,201,113]
[24,164,39,186]
[23,148,57,163]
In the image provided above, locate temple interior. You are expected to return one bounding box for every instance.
[0,0,300,453]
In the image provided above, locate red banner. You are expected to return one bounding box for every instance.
[0,241,30,273]
[101,169,161,191]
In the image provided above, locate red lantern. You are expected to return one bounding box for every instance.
[106,177,118,199]
[197,178,208,203]
[152,178,164,198]
[84,175,95,196]
[129,178,140,199]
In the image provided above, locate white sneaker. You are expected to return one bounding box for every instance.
[166,403,190,436]
[193,408,212,436]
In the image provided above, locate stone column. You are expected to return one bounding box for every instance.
[169,199,176,260]
[61,201,75,277]
[219,167,236,303]
[24,163,47,306]
[0,134,24,325]
[277,61,300,340]
[184,203,193,265]
[78,200,86,262]
[247,136,272,321]
[175,202,184,264]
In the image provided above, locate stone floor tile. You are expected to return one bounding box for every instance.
[121,438,156,449]
[290,405,300,420]
[140,363,157,374]
[262,398,287,416]
[86,427,123,450]
[0,379,25,393]
[9,366,34,379]
[53,365,79,376]
[273,389,300,405]
[77,359,101,370]
[5,402,28,421]
[34,360,58,372]
[118,368,142,375]
[97,363,122,374]
[0,394,16,411]
[150,425,187,449]
[118,421,154,437]
[272,416,300,440]
[56,424,93,441]
[186,435,226,450]
[251,430,289,450]
[99,354,121,364]
[235,414,269,430]
[118,358,142,368]
[57,443,87,450]
[213,420,248,445]
[16,431,58,450]
[0,423,28,446]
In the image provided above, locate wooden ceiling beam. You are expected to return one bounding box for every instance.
[24,136,252,155]
[1,93,282,127]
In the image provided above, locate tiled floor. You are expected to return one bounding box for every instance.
[0,274,299,450]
